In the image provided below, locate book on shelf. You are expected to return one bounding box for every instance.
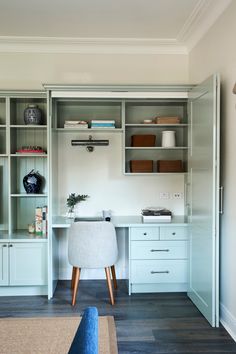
[91,120,115,124]
[35,206,48,236]
[141,207,172,223]
[64,120,88,129]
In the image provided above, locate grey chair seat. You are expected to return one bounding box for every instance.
[68,221,118,306]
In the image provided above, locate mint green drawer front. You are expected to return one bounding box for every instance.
[131,260,187,284]
[160,226,188,240]
[130,227,159,241]
[131,241,187,260]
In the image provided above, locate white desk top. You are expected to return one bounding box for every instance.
[52,215,188,228]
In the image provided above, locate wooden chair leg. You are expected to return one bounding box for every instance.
[105,267,115,305]
[71,266,76,290]
[111,265,117,289]
[72,267,80,306]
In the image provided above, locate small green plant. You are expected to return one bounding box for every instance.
[66,193,89,213]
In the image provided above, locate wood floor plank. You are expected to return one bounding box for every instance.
[0,280,235,354]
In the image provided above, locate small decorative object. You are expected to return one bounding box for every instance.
[16,146,46,154]
[66,193,89,218]
[102,210,111,221]
[161,130,176,147]
[24,104,43,125]
[28,223,35,234]
[23,169,42,194]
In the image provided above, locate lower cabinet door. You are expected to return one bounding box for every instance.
[131,260,187,284]
[9,242,47,286]
[0,243,9,285]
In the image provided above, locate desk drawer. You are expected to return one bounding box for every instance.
[130,227,159,241]
[160,226,188,240]
[131,260,187,284]
[131,241,187,260]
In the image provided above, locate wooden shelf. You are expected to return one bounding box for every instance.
[124,172,187,176]
[10,154,47,157]
[11,194,47,197]
[55,128,123,132]
[125,147,188,150]
[10,125,47,129]
[125,124,188,127]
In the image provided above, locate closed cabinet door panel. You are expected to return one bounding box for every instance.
[131,241,187,260]
[160,227,188,240]
[188,74,220,327]
[9,243,47,286]
[0,243,9,285]
[131,260,187,284]
[130,227,160,241]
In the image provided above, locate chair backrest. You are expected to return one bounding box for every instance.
[68,221,118,268]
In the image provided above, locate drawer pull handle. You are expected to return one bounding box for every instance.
[2,244,7,247]
[172,232,176,235]
[151,270,169,274]
[143,233,147,235]
[150,249,169,252]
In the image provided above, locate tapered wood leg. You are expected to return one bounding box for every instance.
[72,267,80,306]
[71,266,76,290]
[111,265,117,289]
[105,267,115,305]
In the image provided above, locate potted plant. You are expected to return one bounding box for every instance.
[66,193,89,218]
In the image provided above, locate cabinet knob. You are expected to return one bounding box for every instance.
[8,244,13,247]
[143,232,147,235]
[172,232,176,235]
[2,244,7,247]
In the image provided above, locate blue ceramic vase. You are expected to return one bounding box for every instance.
[24,105,43,125]
[23,170,42,194]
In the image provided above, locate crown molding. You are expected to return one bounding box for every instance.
[0,36,187,55]
[177,0,232,51]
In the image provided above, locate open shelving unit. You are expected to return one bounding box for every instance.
[123,100,188,174]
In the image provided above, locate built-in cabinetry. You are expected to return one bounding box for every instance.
[51,98,122,131]
[124,100,188,174]
[129,225,188,294]
[0,240,47,286]
[0,92,48,295]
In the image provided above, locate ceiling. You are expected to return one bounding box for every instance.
[0,0,232,54]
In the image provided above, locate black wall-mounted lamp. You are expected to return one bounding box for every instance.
[71,135,109,152]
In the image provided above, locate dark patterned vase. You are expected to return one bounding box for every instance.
[24,105,43,125]
[23,170,42,194]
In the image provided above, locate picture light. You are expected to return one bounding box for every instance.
[71,135,109,152]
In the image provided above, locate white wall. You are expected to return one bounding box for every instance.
[0,52,188,89]
[189,1,236,339]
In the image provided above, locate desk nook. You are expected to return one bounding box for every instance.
[0,78,220,326]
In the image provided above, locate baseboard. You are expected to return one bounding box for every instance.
[220,302,236,342]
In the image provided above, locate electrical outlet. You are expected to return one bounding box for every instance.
[160,192,169,199]
[172,192,183,199]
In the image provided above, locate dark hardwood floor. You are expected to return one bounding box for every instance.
[0,280,236,354]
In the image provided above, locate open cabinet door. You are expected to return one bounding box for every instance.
[188,74,220,327]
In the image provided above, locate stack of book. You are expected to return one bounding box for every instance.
[35,206,48,236]
[64,120,88,129]
[141,207,172,222]
[90,120,116,128]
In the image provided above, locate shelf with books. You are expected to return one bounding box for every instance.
[10,197,48,236]
[52,99,122,129]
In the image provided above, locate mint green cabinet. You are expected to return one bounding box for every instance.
[129,225,188,294]
[0,242,47,286]
[0,243,9,285]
